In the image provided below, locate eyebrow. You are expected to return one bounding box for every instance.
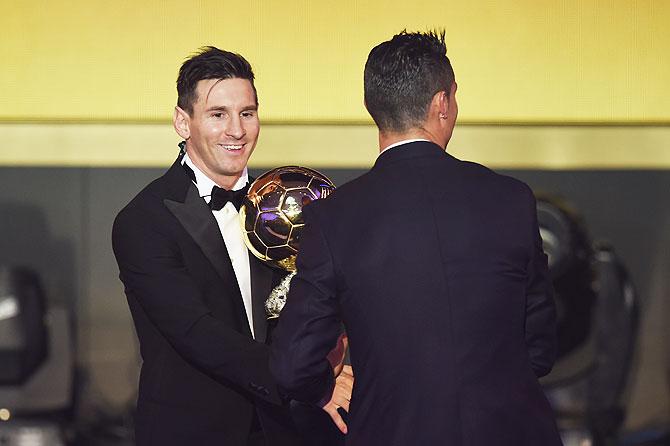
[204,105,258,113]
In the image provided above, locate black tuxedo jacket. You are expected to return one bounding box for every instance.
[271,141,562,445]
[112,156,299,445]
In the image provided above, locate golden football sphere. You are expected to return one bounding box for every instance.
[239,166,335,271]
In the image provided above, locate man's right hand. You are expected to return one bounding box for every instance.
[321,365,354,434]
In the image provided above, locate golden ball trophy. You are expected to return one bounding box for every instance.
[239,166,336,320]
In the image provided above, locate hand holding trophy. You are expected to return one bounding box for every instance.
[241,167,350,442]
[239,166,336,320]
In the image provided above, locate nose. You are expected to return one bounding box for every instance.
[225,115,246,140]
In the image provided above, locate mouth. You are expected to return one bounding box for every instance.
[218,143,245,152]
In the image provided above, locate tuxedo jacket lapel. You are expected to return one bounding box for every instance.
[164,185,239,287]
[163,169,252,337]
[162,160,275,341]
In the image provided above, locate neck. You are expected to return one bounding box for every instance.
[185,151,242,190]
[212,174,241,190]
[378,127,445,153]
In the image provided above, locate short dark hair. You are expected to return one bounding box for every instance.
[364,30,455,133]
[177,46,257,115]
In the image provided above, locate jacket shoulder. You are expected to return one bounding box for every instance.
[457,159,534,199]
[300,169,375,219]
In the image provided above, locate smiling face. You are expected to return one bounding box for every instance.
[174,77,260,189]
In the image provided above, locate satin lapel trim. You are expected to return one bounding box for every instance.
[249,255,273,343]
[164,184,237,286]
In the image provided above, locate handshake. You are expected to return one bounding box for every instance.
[242,167,353,434]
[324,333,354,435]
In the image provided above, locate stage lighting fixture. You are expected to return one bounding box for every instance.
[537,196,638,446]
[0,267,47,385]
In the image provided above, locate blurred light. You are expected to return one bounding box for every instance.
[17,426,48,446]
[0,408,10,421]
[560,428,593,446]
[0,423,65,446]
[0,295,19,320]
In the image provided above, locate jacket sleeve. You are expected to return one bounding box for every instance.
[523,189,558,378]
[112,205,282,405]
[269,204,340,405]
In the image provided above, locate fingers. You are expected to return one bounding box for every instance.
[338,366,354,393]
[334,396,350,413]
[320,365,354,434]
[330,370,354,412]
[322,345,354,435]
[323,402,348,434]
[330,388,350,412]
[336,375,353,401]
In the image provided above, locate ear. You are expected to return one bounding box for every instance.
[173,106,191,140]
[448,82,458,105]
[433,90,449,120]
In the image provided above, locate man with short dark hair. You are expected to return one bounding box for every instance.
[112,47,348,445]
[271,31,563,445]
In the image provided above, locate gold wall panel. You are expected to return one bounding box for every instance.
[2,0,668,123]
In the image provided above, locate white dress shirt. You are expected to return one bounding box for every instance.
[379,138,431,155]
[183,154,255,338]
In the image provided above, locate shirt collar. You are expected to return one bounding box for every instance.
[182,152,249,199]
[379,138,431,156]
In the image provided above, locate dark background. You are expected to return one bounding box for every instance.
[0,166,668,432]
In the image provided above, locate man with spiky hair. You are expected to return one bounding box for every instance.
[113,47,350,445]
[271,31,563,445]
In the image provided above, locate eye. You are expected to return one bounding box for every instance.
[241,110,257,119]
[212,112,224,118]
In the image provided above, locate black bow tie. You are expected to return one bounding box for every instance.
[209,184,248,211]
[181,161,248,211]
